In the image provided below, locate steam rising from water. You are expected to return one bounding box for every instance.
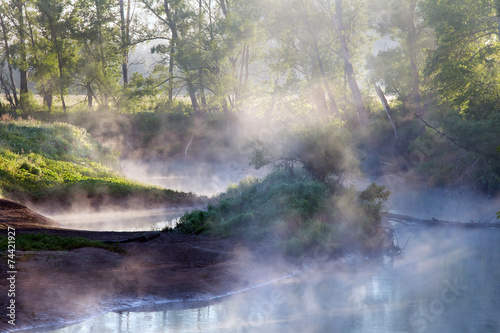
[353,174,500,222]
[38,225,500,333]
[120,159,265,197]
[47,208,184,231]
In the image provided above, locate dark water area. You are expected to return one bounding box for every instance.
[36,224,500,333]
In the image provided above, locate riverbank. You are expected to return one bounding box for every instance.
[0,119,197,211]
[0,207,294,332]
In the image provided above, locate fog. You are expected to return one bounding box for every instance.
[120,158,266,197]
[353,174,500,222]
[46,208,184,232]
[35,224,500,333]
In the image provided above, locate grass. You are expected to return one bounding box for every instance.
[166,168,391,256]
[0,116,194,206]
[0,233,124,253]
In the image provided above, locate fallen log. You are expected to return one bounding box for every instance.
[385,213,500,229]
[102,231,161,244]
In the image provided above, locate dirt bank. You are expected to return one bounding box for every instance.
[0,199,61,230]
[0,202,292,332]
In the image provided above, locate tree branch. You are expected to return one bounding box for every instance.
[414,113,500,162]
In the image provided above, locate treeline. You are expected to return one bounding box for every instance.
[0,0,430,118]
[0,0,258,113]
[1,0,500,192]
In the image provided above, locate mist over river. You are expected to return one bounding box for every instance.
[29,223,500,333]
[28,166,500,333]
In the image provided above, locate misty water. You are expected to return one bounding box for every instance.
[35,223,500,333]
[47,208,184,232]
[35,167,500,333]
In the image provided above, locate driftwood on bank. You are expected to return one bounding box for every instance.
[102,231,162,244]
[385,212,500,229]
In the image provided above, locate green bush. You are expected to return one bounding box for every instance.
[170,209,209,234]
[250,119,355,181]
[171,168,390,256]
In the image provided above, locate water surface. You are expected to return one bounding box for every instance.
[39,224,500,333]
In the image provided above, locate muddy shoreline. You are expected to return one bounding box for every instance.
[0,199,293,332]
[0,229,294,332]
[0,229,294,331]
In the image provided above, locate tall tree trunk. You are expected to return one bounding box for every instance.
[408,0,421,115]
[57,53,66,112]
[47,13,66,112]
[119,0,129,86]
[330,0,369,126]
[198,69,207,109]
[17,1,28,96]
[0,13,19,108]
[375,84,398,141]
[186,79,200,112]
[96,0,108,108]
[86,80,93,109]
[239,45,246,90]
[311,87,330,114]
[301,0,339,115]
[164,0,179,101]
[26,11,47,108]
[168,43,174,101]
[0,76,15,107]
[244,45,250,84]
[219,0,228,16]
[43,83,53,110]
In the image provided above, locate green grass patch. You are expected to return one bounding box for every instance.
[0,233,124,253]
[0,119,194,206]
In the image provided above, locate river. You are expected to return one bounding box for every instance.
[28,223,500,333]
[27,169,500,333]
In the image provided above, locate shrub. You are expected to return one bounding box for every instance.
[169,209,209,234]
[172,169,390,256]
[249,119,356,181]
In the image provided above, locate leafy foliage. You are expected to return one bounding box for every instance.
[250,119,356,181]
[169,168,391,256]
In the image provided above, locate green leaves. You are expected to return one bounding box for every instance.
[250,118,354,181]
[422,0,500,118]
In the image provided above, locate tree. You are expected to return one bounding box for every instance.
[141,0,254,113]
[328,0,370,125]
[15,0,28,97]
[261,0,341,116]
[368,0,433,115]
[0,5,19,107]
[72,0,121,109]
[119,0,132,86]
[403,0,500,193]
[261,0,373,125]
[32,0,79,111]
[421,0,500,118]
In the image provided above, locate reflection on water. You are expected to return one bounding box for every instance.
[42,225,500,333]
[47,209,183,231]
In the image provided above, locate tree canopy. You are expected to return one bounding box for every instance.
[0,0,500,196]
